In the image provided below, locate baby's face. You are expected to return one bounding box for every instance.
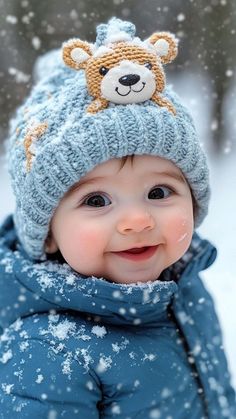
[46,155,194,284]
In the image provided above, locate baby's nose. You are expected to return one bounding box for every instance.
[117,211,155,234]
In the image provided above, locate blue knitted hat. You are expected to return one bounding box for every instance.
[7,17,210,260]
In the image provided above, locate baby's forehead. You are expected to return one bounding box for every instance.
[66,154,187,195]
[83,154,184,178]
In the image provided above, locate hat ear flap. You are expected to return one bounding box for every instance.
[147,32,178,64]
[63,39,93,70]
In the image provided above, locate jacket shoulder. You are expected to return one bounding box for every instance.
[0,313,102,418]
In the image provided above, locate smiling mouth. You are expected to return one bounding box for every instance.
[115,82,146,96]
[113,245,158,261]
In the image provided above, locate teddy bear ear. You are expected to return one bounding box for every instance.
[62,39,93,70]
[147,32,178,64]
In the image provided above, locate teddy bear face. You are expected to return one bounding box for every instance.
[85,43,165,104]
[63,28,178,114]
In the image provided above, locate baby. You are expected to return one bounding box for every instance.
[45,154,194,285]
[0,17,235,419]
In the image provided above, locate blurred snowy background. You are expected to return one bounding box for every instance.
[0,0,235,389]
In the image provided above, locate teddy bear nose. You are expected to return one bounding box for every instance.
[119,74,140,86]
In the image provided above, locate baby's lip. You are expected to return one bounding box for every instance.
[111,245,159,261]
[113,244,158,253]
[122,246,150,253]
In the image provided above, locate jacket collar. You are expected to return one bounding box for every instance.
[0,215,216,329]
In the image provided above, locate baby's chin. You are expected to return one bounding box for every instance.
[71,263,166,285]
[100,270,164,285]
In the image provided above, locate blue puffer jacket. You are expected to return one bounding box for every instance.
[0,215,236,419]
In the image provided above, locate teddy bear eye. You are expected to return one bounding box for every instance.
[144,62,152,70]
[99,66,109,76]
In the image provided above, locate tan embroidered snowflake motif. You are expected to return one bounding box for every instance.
[24,122,48,172]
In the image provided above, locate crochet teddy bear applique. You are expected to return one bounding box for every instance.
[63,18,178,115]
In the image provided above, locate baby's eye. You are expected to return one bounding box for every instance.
[148,186,173,200]
[82,193,111,207]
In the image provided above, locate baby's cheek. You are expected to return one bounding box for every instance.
[73,224,105,253]
[166,211,193,249]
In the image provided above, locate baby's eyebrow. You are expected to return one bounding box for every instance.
[153,170,186,184]
[67,170,186,196]
[67,176,105,196]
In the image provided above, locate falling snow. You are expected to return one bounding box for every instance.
[8,67,30,84]
[0,10,236,415]
[177,13,185,22]
[6,15,18,24]
[32,36,41,50]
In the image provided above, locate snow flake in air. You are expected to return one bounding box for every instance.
[6,15,18,24]
[111,403,121,415]
[149,408,161,418]
[32,36,41,50]
[86,380,94,391]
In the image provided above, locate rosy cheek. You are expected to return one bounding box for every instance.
[165,212,193,247]
[70,224,105,253]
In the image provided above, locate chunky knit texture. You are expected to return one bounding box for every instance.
[7,18,210,260]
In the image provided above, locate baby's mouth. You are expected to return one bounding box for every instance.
[124,247,149,254]
[113,245,158,261]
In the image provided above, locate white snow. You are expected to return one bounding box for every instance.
[75,348,93,373]
[48,410,57,419]
[118,307,126,315]
[111,404,121,414]
[149,409,161,419]
[142,353,156,362]
[105,25,132,44]
[40,319,76,341]
[6,15,18,25]
[112,338,129,353]
[177,13,186,22]
[62,352,73,376]
[86,380,94,391]
[96,355,112,373]
[161,387,172,398]
[226,69,234,77]
[1,383,14,394]
[8,67,30,84]
[91,325,107,338]
[36,274,55,292]
[93,46,114,58]
[32,36,41,51]
[21,12,35,25]
[35,374,44,384]
[19,341,29,352]
[0,349,13,364]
